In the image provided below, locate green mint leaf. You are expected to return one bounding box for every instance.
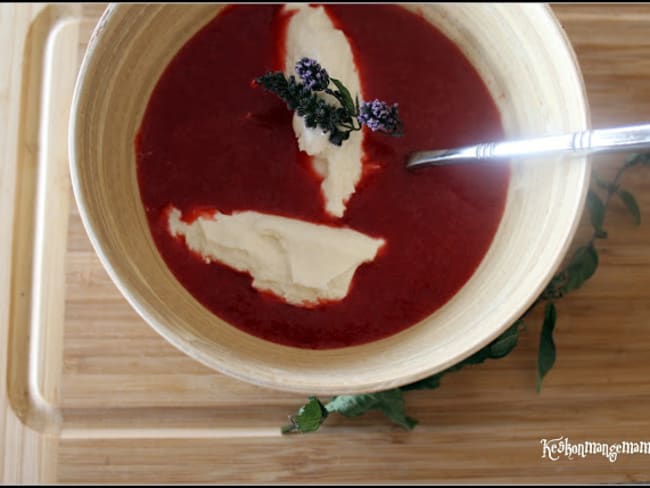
[593,172,617,193]
[624,153,639,166]
[327,389,418,430]
[544,241,600,298]
[542,269,568,300]
[488,320,521,358]
[330,78,356,115]
[401,372,443,391]
[586,189,606,235]
[565,243,599,293]
[462,320,521,364]
[624,152,650,168]
[617,189,641,225]
[537,302,557,393]
[328,129,350,146]
[282,396,328,434]
[403,320,521,391]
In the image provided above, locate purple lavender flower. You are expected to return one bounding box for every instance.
[295,57,330,91]
[357,99,402,134]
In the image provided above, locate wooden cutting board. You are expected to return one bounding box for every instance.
[1,3,650,484]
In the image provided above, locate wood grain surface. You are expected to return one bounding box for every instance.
[2,3,650,484]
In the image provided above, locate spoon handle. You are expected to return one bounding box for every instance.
[406,123,650,168]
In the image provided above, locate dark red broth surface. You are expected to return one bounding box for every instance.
[135,4,510,349]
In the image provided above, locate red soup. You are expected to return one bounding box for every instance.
[135,4,510,349]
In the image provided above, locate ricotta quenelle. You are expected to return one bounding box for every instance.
[169,208,384,307]
[284,4,364,218]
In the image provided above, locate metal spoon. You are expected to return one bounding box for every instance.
[406,123,650,169]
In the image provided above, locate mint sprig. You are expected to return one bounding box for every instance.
[282,151,647,434]
[255,57,403,146]
[282,390,417,434]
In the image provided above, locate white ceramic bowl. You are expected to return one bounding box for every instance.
[69,4,589,394]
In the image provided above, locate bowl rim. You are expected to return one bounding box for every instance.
[68,3,591,395]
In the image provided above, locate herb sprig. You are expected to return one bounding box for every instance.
[282,152,649,434]
[256,57,403,146]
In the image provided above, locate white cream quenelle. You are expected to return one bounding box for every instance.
[283,3,364,218]
[169,208,384,307]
